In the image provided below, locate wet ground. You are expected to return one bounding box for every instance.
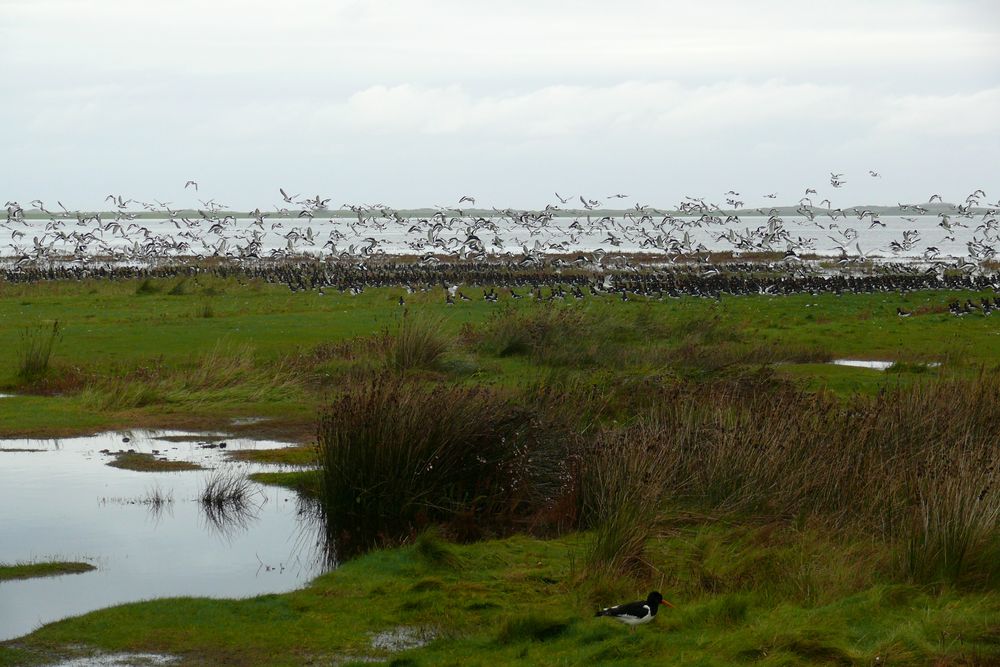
[0,430,324,641]
[831,359,941,370]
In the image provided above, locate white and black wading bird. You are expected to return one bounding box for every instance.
[595,591,673,629]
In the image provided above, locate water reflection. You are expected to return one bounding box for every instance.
[0,430,327,641]
[199,493,264,541]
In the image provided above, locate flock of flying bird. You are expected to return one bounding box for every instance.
[2,176,999,299]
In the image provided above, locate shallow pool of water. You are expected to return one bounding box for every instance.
[831,359,895,370]
[0,430,324,641]
[830,359,941,371]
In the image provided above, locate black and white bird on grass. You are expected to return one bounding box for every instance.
[595,591,672,629]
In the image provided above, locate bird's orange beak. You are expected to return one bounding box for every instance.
[662,599,675,608]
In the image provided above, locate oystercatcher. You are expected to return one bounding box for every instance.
[595,591,672,628]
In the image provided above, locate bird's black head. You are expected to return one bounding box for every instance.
[647,591,673,609]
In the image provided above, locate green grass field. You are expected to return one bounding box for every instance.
[1,277,999,665]
[1,276,997,438]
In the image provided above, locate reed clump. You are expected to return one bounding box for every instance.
[389,310,451,372]
[200,468,255,507]
[199,468,262,537]
[16,320,62,381]
[316,375,570,556]
[576,418,676,577]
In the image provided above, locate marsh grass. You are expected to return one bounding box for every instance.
[905,460,1000,586]
[80,343,307,411]
[16,320,61,381]
[390,310,451,371]
[310,363,1000,586]
[585,375,1000,586]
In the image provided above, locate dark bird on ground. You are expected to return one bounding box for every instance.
[596,592,672,628]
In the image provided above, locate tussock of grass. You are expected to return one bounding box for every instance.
[134,278,161,295]
[576,419,673,577]
[496,614,570,644]
[478,305,591,362]
[390,310,451,371]
[200,468,255,507]
[199,468,263,535]
[413,528,463,570]
[16,320,61,381]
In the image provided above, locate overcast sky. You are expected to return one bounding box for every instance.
[2,0,998,210]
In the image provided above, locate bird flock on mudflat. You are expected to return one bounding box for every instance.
[3,176,998,300]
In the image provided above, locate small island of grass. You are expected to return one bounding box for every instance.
[107,452,202,472]
[0,561,96,582]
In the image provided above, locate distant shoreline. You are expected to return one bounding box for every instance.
[16,203,992,220]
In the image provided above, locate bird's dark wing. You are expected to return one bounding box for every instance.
[595,601,649,619]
